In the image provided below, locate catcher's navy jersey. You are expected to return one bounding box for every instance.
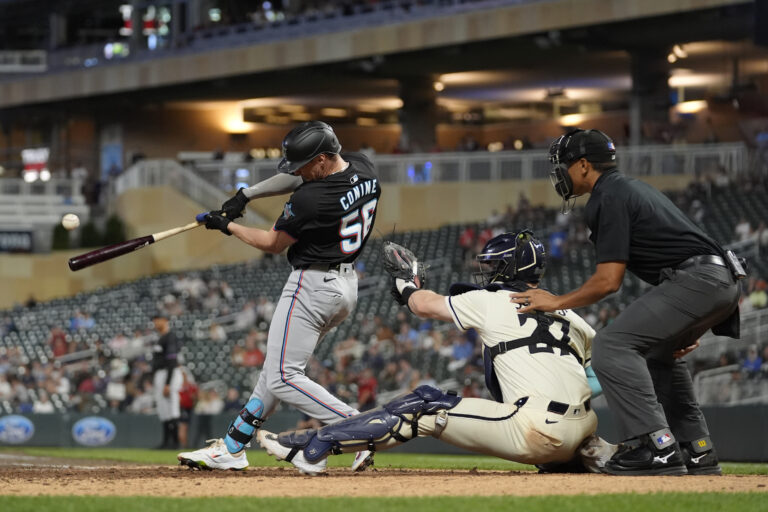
[274,152,380,268]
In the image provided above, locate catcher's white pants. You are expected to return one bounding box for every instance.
[419,396,597,465]
[154,367,183,422]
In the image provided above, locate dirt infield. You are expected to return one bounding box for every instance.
[0,455,766,497]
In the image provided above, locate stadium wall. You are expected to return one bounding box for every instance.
[117,101,744,159]
[0,186,259,309]
[0,174,693,309]
[1,406,766,461]
[0,0,744,108]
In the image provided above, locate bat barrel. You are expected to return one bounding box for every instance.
[68,236,155,271]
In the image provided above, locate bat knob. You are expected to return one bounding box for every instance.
[195,212,209,223]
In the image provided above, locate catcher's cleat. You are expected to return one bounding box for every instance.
[351,450,374,472]
[681,443,722,475]
[257,429,327,476]
[177,438,249,471]
[602,435,687,476]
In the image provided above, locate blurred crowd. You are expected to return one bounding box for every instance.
[2,177,767,417]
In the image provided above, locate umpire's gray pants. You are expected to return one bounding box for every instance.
[592,263,739,442]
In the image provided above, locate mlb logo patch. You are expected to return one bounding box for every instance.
[657,433,672,444]
[607,141,615,150]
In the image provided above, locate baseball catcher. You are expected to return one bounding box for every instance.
[257,230,615,474]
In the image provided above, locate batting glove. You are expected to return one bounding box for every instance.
[205,212,232,236]
[220,188,250,220]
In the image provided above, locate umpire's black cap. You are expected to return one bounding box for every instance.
[278,121,342,174]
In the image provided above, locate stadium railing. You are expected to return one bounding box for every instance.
[184,142,750,189]
[694,363,768,406]
[697,308,768,362]
[113,159,267,225]
[0,177,89,252]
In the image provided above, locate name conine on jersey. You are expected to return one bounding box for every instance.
[339,178,378,211]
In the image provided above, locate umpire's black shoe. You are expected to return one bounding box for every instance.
[603,436,687,476]
[681,442,722,475]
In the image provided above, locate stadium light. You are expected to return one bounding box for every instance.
[221,110,254,134]
[559,113,585,126]
[676,100,707,114]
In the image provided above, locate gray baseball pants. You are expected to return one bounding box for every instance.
[591,262,739,442]
[249,265,360,424]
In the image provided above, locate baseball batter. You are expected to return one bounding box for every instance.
[178,121,380,471]
[257,231,613,475]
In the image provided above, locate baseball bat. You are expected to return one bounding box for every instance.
[68,213,210,271]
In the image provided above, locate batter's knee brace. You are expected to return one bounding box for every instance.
[224,397,264,454]
[278,385,461,463]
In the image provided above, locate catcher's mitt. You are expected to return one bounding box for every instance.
[382,241,426,282]
[382,241,427,306]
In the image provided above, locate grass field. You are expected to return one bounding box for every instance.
[2,494,767,512]
[0,447,766,512]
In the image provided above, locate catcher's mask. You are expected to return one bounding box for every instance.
[474,230,547,287]
[548,128,616,213]
[278,120,342,174]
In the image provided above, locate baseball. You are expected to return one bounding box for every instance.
[61,213,80,231]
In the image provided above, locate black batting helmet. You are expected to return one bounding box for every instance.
[278,121,342,174]
[474,230,547,287]
[548,128,616,212]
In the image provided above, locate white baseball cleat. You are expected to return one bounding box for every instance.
[257,429,328,476]
[177,438,249,471]
[351,449,374,472]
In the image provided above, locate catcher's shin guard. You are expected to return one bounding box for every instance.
[278,385,461,463]
[224,398,264,454]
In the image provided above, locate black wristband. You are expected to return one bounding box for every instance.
[401,285,419,310]
[235,187,250,204]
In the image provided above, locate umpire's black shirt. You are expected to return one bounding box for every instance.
[584,169,723,285]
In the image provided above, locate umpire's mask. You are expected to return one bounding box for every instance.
[548,128,616,214]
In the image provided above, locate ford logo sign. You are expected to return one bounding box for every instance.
[0,415,35,444]
[72,416,116,446]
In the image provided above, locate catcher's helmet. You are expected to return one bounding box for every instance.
[475,230,546,287]
[278,121,342,174]
[548,128,616,212]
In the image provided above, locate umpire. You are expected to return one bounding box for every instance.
[511,129,743,476]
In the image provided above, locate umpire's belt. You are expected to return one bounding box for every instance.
[677,254,726,270]
[523,396,592,418]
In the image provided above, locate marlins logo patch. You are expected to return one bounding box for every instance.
[283,203,295,220]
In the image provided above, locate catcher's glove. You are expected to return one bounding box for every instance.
[381,241,427,306]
